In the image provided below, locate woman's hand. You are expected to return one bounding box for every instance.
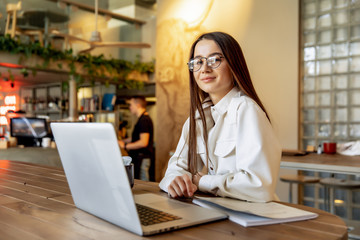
[168,174,197,198]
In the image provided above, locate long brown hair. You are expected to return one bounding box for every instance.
[187,31,269,175]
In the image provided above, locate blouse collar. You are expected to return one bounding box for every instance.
[211,87,239,116]
[195,87,240,119]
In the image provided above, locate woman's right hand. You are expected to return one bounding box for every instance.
[168,174,197,198]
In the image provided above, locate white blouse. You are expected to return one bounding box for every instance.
[159,88,281,202]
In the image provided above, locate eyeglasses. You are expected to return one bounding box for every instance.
[187,54,225,72]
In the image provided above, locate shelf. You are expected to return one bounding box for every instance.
[33,109,62,114]
[20,83,68,120]
[78,110,116,114]
[78,111,97,114]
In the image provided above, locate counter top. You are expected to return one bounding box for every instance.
[0,147,62,168]
[281,153,360,175]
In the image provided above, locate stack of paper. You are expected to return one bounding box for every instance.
[193,196,318,227]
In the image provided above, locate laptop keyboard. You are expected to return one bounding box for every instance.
[136,204,182,226]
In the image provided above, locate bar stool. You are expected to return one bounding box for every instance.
[280,174,320,204]
[4,1,22,38]
[320,178,360,240]
[319,178,360,214]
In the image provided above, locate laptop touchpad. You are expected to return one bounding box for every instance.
[149,200,187,210]
[135,193,190,210]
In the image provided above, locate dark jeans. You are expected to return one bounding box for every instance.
[130,152,155,181]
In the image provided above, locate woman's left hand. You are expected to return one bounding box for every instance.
[192,172,204,188]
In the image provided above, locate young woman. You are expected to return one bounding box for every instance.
[159,32,281,202]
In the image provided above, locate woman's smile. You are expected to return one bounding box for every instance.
[200,76,216,83]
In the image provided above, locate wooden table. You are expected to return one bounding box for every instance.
[22,9,69,47]
[281,153,360,175]
[0,160,348,240]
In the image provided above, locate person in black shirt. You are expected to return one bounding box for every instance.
[118,96,154,180]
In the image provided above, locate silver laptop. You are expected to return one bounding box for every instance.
[51,122,226,236]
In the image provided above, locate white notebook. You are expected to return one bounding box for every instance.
[193,196,318,227]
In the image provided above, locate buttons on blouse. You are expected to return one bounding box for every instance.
[209,164,215,174]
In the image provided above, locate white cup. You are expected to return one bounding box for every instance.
[122,156,132,165]
[42,137,51,148]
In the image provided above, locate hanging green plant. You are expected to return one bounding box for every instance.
[61,81,69,93]
[0,35,155,89]
[20,68,29,77]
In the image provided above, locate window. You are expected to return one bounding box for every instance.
[301,0,360,149]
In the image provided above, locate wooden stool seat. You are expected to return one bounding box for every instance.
[280,175,320,204]
[16,27,44,46]
[280,175,320,184]
[320,178,360,189]
[320,178,360,214]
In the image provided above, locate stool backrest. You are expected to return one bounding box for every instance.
[5,1,22,38]
[6,1,22,12]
